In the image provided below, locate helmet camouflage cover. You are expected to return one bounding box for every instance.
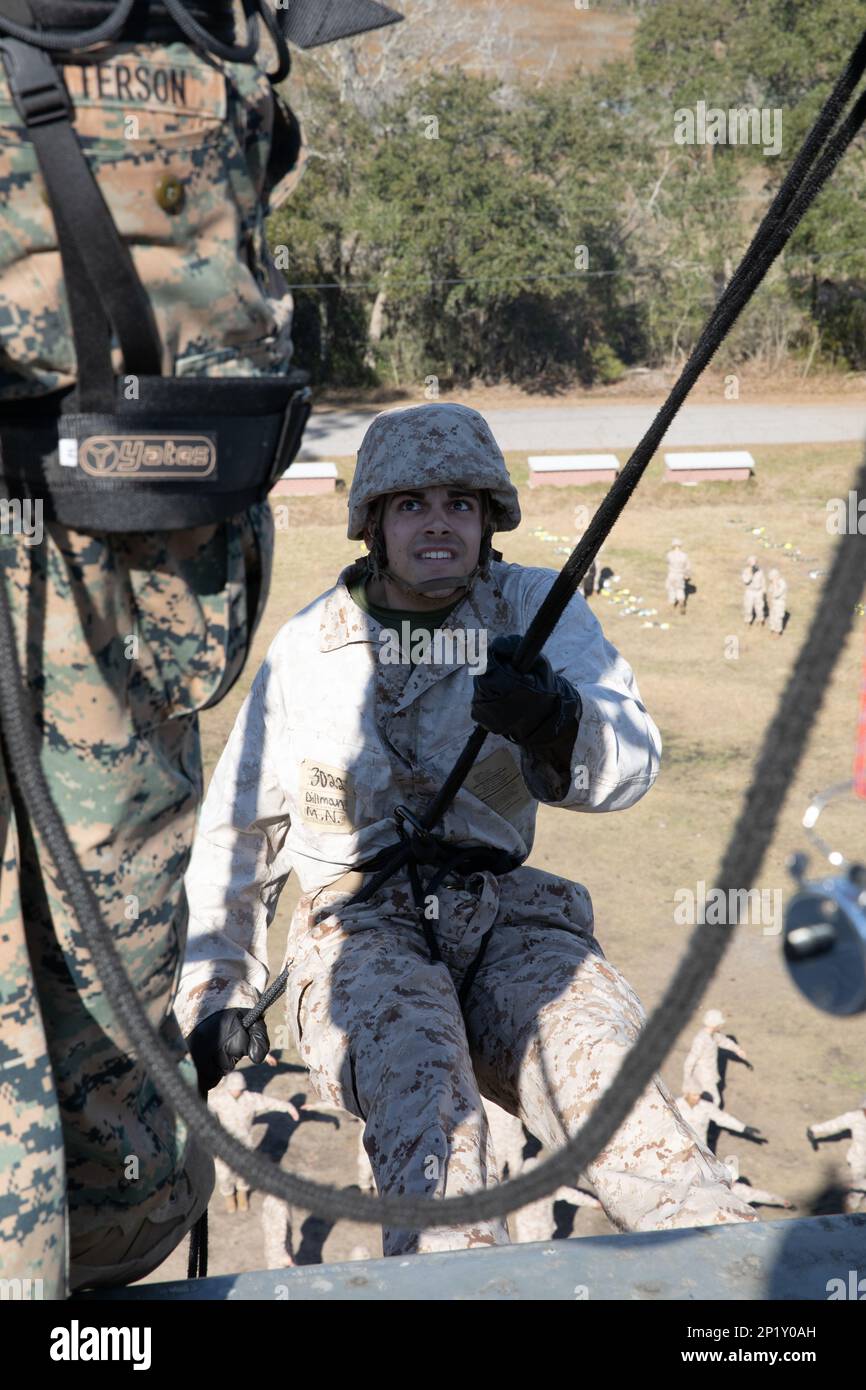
[347,402,521,540]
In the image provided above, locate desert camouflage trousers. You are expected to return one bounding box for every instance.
[768,598,786,634]
[214,1158,250,1199]
[260,1193,293,1269]
[284,864,758,1256]
[744,589,765,622]
[0,503,272,1296]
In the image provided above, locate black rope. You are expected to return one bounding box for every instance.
[0,0,136,48]
[1,29,865,1236]
[160,0,260,65]
[0,0,260,61]
[255,0,292,85]
[187,1207,207,1279]
[187,1078,210,1278]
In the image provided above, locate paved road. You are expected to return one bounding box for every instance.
[298,402,866,459]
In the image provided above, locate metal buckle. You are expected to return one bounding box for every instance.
[393,805,433,845]
[0,38,73,128]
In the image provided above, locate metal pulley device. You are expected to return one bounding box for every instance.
[783,780,866,1015]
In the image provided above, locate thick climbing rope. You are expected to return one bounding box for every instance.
[0,0,261,62]
[2,29,866,1237]
[187,1202,207,1279]
[187,1077,210,1279]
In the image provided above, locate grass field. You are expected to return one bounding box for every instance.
[456,2,638,81]
[145,434,866,1280]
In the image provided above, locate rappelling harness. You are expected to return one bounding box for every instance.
[336,806,525,1006]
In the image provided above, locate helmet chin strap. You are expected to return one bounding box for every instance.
[379,564,482,603]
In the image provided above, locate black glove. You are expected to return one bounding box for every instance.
[744,1126,768,1145]
[186,1008,270,1093]
[806,1127,819,1152]
[471,634,581,749]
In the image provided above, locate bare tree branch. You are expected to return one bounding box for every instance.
[288,0,545,124]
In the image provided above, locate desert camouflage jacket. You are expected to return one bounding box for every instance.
[176,558,662,1033]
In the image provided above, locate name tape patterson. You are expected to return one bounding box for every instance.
[60,58,227,118]
[62,435,217,479]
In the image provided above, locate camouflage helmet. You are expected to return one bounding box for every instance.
[347,402,520,540]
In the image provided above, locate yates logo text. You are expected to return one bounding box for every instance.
[79,435,216,478]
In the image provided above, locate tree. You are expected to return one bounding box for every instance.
[269,0,866,387]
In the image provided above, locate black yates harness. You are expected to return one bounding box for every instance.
[0,0,403,531]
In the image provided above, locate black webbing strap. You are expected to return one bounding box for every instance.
[390,807,523,969]
[0,35,163,409]
[0,371,311,530]
[50,199,116,409]
[244,820,523,1027]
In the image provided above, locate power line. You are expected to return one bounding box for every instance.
[281,248,866,293]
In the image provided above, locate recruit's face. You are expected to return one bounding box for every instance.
[375,484,483,610]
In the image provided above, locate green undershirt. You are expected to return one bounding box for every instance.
[349,577,462,663]
[349,574,576,794]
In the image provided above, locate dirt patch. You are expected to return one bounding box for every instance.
[314,369,866,414]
